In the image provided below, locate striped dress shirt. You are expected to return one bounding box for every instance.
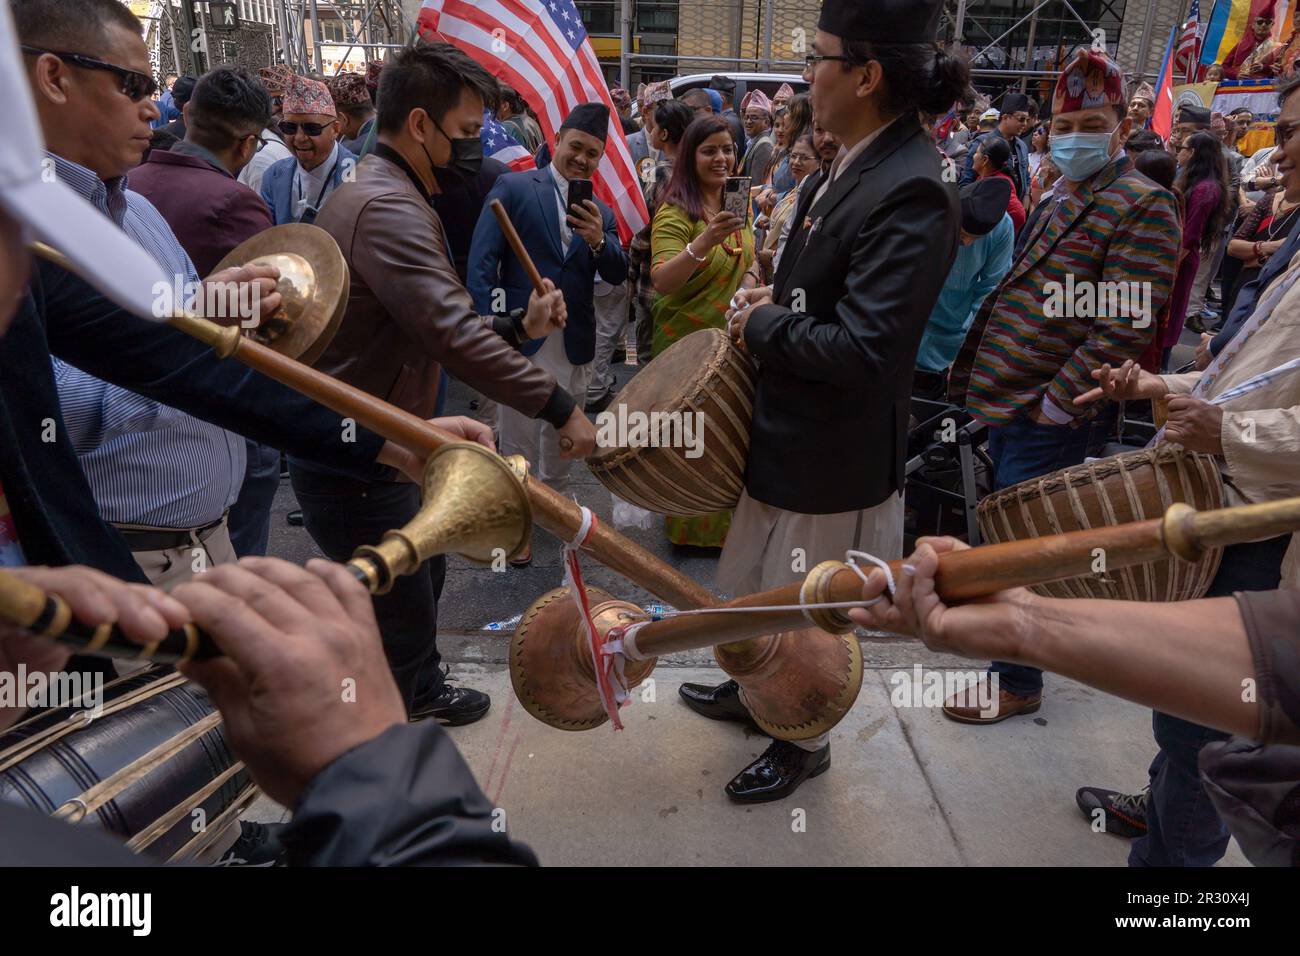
[49,155,245,529]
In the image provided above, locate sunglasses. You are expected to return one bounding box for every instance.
[20,45,157,102]
[280,120,331,137]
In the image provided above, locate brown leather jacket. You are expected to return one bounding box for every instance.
[312,151,575,426]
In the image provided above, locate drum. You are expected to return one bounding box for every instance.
[0,667,255,863]
[587,328,758,516]
[977,445,1226,601]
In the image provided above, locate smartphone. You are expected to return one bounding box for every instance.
[723,176,751,222]
[567,179,594,217]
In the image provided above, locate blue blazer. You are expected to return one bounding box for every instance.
[260,145,358,225]
[467,167,627,365]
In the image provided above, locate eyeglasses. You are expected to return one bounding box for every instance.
[280,120,330,137]
[19,45,157,102]
[243,132,269,152]
[803,53,865,70]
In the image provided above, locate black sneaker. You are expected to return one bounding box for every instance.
[212,820,286,867]
[1076,786,1149,838]
[410,680,491,726]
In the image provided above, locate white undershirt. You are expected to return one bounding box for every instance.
[294,141,341,220]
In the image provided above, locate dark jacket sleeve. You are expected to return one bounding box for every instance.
[281,722,540,866]
[745,175,957,389]
[38,259,387,478]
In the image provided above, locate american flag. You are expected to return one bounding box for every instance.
[1175,0,1203,84]
[482,110,535,172]
[417,0,649,244]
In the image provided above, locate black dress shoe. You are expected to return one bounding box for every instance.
[286,509,304,527]
[679,679,761,729]
[725,739,831,803]
[410,681,491,726]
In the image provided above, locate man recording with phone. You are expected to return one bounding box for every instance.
[468,103,628,512]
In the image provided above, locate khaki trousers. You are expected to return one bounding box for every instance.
[716,490,904,751]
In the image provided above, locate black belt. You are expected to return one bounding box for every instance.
[113,515,227,554]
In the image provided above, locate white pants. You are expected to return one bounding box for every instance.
[718,490,905,751]
[589,282,630,398]
[497,332,592,496]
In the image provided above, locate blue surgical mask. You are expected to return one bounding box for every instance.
[1050,128,1117,182]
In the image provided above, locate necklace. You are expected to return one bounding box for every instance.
[1266,200,1300,241]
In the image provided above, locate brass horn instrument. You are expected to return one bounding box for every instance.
[511,494,1300,740]
[0,441,532,664]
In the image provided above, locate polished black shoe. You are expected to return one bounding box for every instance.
[725,740,830,803]
[679,679,760,729]
[1075,785,1149,838]
[212,820,286,867]
[286,509,304,527]
[410,680,491,726]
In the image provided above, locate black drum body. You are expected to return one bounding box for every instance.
[0,670,250,861]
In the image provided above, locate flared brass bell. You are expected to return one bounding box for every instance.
[212,223,349,365]
[350,443,533,594]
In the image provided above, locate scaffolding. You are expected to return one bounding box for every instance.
[270,0,413,75]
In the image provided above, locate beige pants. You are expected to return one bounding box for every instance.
[716,490,905,751]
[497,332,593,496]
[123,518,239,591]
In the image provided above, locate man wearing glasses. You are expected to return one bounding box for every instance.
[260,75,356,225]
[129,67,274,276]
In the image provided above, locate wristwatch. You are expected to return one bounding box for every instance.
[590,236,606,255]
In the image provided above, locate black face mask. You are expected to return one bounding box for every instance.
[425,115,484,181]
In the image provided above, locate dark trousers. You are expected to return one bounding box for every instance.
[289,465,446,710]
[228,440,282,558]
[1129,534,1290,867]
[985,408,1116,697]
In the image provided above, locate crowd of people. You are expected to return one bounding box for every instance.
[0,0,1297,869]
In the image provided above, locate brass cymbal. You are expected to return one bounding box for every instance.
[212,223,349,365]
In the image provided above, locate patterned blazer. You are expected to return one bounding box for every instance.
[949,152,1181,426]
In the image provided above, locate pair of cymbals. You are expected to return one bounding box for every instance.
[212,223,349,365]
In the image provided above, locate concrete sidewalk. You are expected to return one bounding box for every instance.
[250,637,1248,867]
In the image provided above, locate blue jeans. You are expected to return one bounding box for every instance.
[1129,534,1289,867]
[986,409,1116,697]
[289,465,446,710]
[228,441,281,558]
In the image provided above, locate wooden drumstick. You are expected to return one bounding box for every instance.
[491,198,548,295]
[488,199,577,452]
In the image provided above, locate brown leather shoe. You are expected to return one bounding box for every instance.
[941,680,1041,724]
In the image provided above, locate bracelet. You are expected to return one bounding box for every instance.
[1254,241,1263,259]
[684,241,708,263]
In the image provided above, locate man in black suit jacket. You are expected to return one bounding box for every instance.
[679,0,965,804]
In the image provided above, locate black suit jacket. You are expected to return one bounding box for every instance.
[744,114,960,514]
[0,260,386,579]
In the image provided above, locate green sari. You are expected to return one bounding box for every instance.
[649,202,755,548]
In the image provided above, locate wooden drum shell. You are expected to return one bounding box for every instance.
[0,670,250,861]
[587,329,758,516]
[977,446,1225,601]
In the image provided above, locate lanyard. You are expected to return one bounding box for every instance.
[295,149,343,213]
